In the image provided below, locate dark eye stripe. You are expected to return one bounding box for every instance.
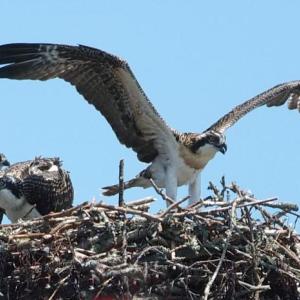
[191,137,209,152]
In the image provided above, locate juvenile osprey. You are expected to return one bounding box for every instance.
[0,43,299,205]
[0,156,73,223]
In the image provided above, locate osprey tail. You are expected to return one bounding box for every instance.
[102,176,151,196]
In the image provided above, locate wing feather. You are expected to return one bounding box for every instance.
[0,43,177,162]
[1,157,74,215]
[22,167,73,215]
[206,81,300,133]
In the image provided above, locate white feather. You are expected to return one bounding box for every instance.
[188,173,201,205]
[48,164,59,172]
[0,189,41,223]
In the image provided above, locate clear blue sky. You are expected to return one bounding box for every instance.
[0,1,299,228]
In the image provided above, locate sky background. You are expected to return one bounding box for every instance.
[0,1,299,229]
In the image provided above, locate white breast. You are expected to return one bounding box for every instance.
[149,155,199,188]
[175,156,199,186]
[0,189,24,211]
[0,189,41,223]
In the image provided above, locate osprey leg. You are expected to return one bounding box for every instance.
[164,166,177,205]
[188,173,201,205]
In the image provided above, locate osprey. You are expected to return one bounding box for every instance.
[0,156,74,223]
[0,43,299,205]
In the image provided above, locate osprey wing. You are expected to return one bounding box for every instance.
[0,157,73,216]
[1,160,31,179]
[0,43,177,163]
[22,157,74,215]
[206,81,300,133]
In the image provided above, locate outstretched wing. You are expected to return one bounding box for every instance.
[206,81,300,133]
[0,43,177,163]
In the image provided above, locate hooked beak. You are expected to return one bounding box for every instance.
[218,143,227,154]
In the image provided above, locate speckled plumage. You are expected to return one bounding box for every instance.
[0,156,73,221]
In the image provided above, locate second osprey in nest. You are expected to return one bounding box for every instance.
[0,156,74,223]
[0,43,299,205]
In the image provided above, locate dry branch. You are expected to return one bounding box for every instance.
[0,178,299,299]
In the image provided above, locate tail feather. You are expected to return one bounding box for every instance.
[102,183,121,196]
[102,176,151,196]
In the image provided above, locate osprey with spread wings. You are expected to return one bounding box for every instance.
[0,43,299,205]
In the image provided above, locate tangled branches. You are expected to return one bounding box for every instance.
[0,177,299,299]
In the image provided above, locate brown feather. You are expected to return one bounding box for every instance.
[0,43,174,163]
[0,157,73,215]
[206,82,300,133]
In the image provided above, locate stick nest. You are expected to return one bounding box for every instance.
[0,178,299,300]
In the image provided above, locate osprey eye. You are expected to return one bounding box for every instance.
[38,165,49,171]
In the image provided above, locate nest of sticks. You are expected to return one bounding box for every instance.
[0,174,299,300]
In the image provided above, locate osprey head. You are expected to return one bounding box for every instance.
[0,153,10,170]
[192,131,227,155]
[29,157,59,175]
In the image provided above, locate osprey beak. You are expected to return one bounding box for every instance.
[218,143,227,154]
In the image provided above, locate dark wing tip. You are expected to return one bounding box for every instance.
[287,93,300,112]
[265,81,300,109]
[101,184,120,196]
[0,43,46,64]
[0,43,59,79]
[206,81,300,133]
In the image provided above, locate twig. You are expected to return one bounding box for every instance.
[119,159,125,207]
[237,197,277,208]
[244,207,260,287]
[94,278,113,299]
[186,198,205,210]
[43,201,90,219]
[95,202,162,222]
[238,280,270,291]
[171,197,277,217]
[8,233,47,240]
[121,216,129,295]
[125,197,156,207]
[150,178,175,206]
[264,202,298,211]
[50,219,80,235]
[159,195,190,218]
[274,239,300,267]
[134,246,170,265]
[202,198,237,300]
[48,275,70,300]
